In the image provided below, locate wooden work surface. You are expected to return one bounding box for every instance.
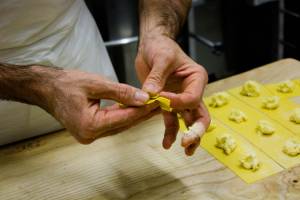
[0,58,300,200]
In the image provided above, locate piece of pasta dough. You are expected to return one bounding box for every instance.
[262,96,280,110]
[215,134,237,155]
[209,92,229,108]
[283,140,300,156]
[290,108,300,124]
[277,80,294,93]
[228,109,247,123]
[256,120,275,135]
[240,80,261,97]
[240,153,260,171]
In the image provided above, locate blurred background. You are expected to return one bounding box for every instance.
[85,0,300,87]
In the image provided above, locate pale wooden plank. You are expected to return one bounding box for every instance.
[0,58,299,200]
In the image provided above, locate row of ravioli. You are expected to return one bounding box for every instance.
[203,79,300,172]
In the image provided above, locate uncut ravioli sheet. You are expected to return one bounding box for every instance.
[200,80,300,183]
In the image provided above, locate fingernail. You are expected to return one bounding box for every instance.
[144,83,158,94]
[135,91,149,103]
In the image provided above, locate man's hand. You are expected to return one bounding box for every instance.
[47,68,162,143]
[135,35,210,156]
[0,64,160,143]
[137,0,210,156]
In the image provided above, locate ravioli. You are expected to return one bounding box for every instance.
[215,134,237,155]
[240,153,260,171]
[240,80,261,97]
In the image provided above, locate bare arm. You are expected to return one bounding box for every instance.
[136,0,210,156]
[139,0,191,40]
[0,63,58,112]
[0,63,159,144]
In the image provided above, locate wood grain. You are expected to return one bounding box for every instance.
[0,58,300,200]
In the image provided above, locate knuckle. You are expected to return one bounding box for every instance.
[197,65,208,84]
[97,109,118,131]
[76,137,94,145]
[66,113,104,144]
[73,127,95,144]
[149,71,163,84]
[117,84,132,101]
[77,128,94,140]
[77,119,98,140]
[186,94,200,108]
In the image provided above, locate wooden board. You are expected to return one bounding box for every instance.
[0,58,300,200]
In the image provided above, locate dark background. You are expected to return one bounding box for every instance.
[85,0,300,86]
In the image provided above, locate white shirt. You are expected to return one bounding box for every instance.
[0,0,118,145]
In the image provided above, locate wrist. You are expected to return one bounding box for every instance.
[0,63,62,112]
[29,65,63,112]
[138,33,173,53]
[138,0,192,42]
[139,25,175,42]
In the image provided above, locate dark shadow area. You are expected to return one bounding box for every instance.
[85,0,300,84]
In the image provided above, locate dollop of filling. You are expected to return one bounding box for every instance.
[228,109,247,123]
[290,108,300,124]
[262,96,280,110]
[240,153,260,171]
[256,120,275,135]
[215,134,237,155]
[240,80,261,97]
[277,80,294,93]
[283,140,300,156]
[209,92,229,108]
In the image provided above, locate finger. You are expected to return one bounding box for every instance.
[97,108,161,139]
[160,66,207,109]
[192,102,211,131]
[180,109,195,127]
[90,81,150,106]
[181,103,210,143]
[94,102,160,137]
[73,135,94,144]
[160,90,201,110]
[181,122,204,147]
[75,107,160,144]
[185,141,200,156]
[135,54,151,83]
[181,103,211,156]
[162,111,179,149]
[181,122,205,156]
[181,130,201,156]
[142,58,174,95]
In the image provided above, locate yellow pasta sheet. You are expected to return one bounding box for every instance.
[264,80,300,99]
[204,95,300,169]
[228,82,273,109]
[119,83,300,184]
[200,119,283,184]
[228,83,300,136]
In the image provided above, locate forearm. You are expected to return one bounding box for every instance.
[0,63,60,110]
[139,0,191,40]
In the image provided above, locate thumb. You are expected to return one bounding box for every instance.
[142,62,170,95]
[98,82,150,106]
